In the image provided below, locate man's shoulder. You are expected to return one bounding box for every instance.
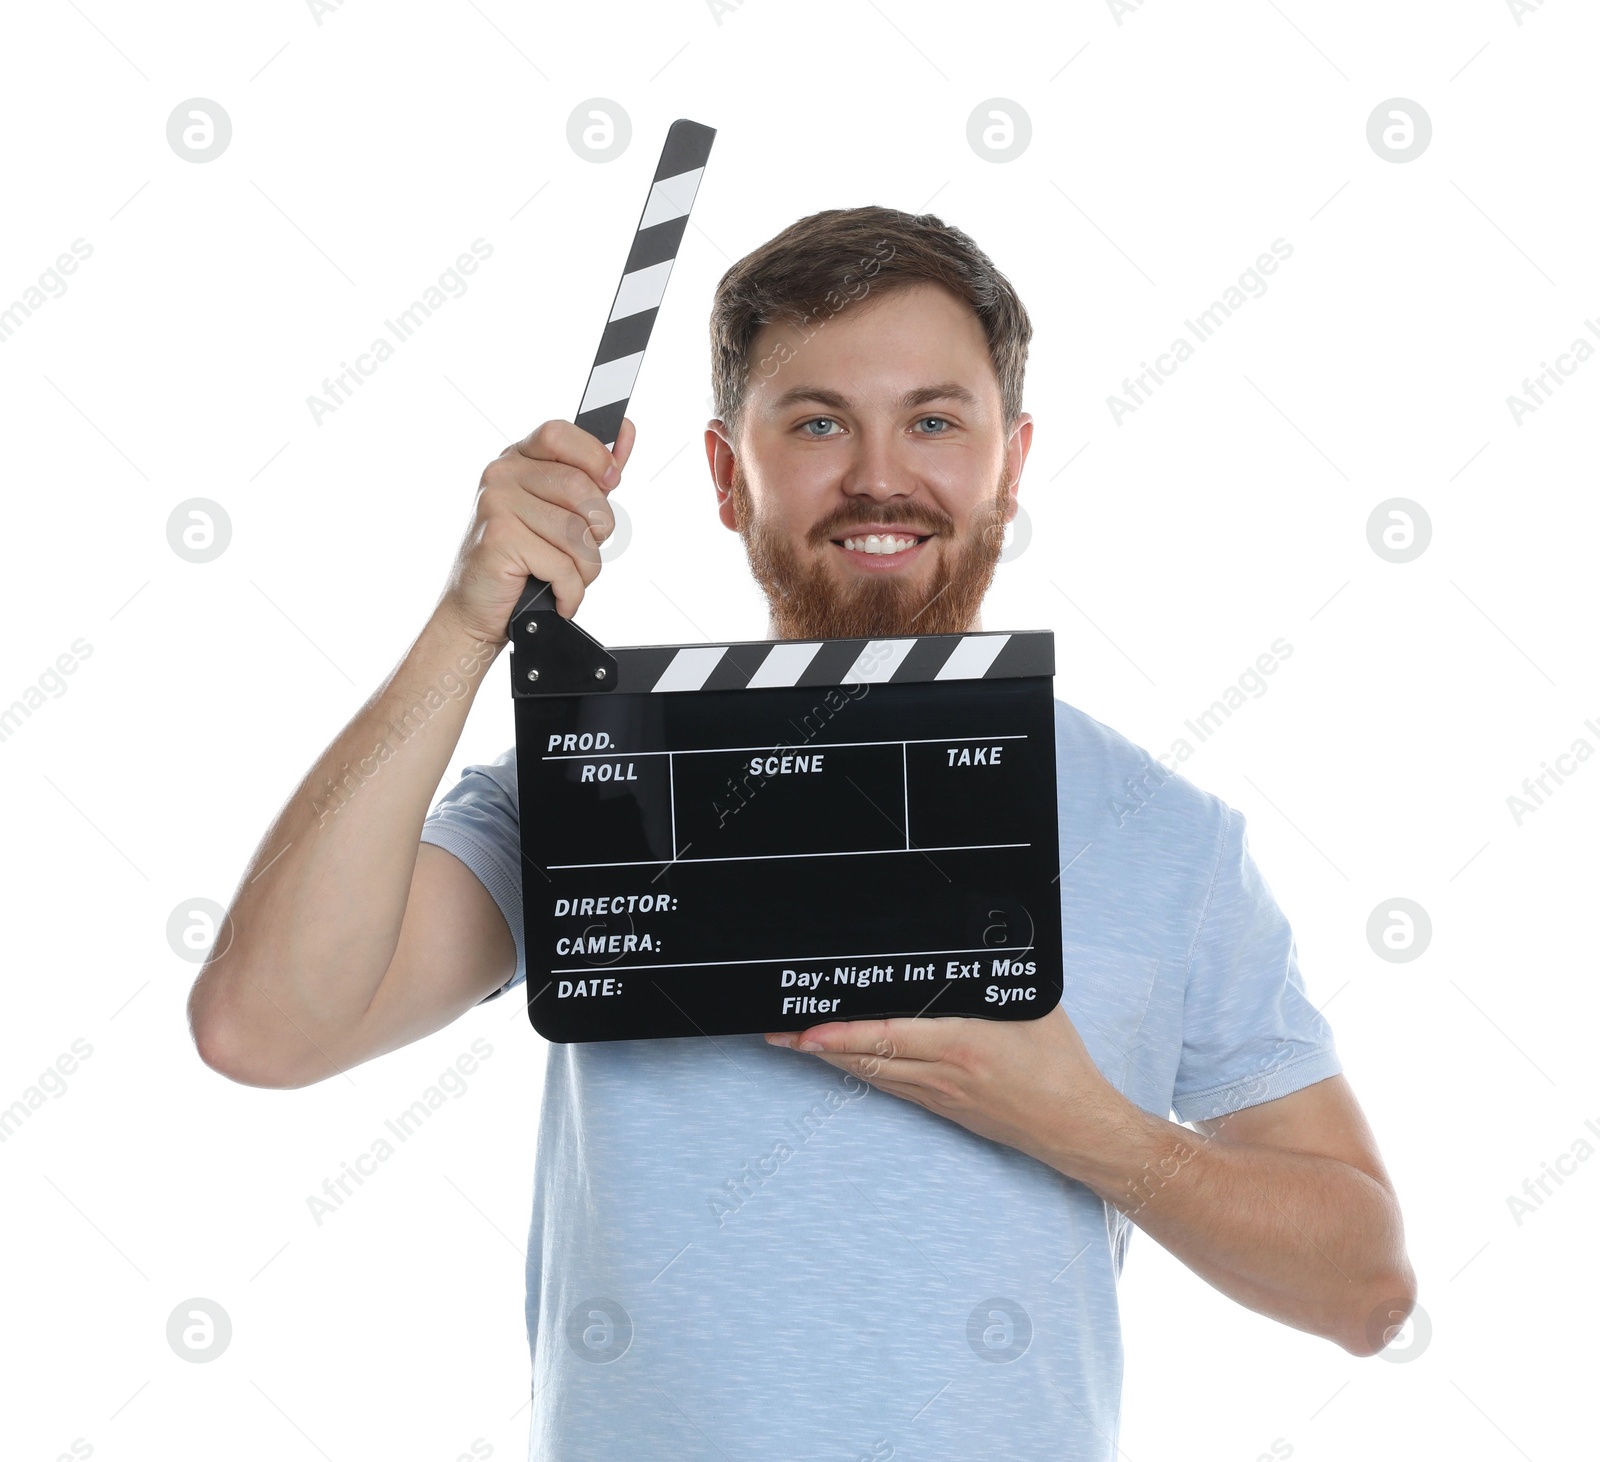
[1051,695,1228,847]
[434,743,519,811]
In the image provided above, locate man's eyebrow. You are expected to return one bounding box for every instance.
[764,382,981,415]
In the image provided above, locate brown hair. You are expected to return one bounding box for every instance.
[708,205,1031,447]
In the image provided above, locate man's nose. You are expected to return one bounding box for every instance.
[839,428,920,499]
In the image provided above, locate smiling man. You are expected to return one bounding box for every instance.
[189,205,1416,1460]
[712,226,1027,644]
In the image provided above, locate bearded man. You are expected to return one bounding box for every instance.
[190,205,1414,1461]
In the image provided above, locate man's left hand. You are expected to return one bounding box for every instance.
[764,1003,1126,1170]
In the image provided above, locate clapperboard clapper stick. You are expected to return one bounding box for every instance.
[503,117,716,687]
[510,121,1063,1043]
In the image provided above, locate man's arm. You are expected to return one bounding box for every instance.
[769,804,1411,1355]
[769,1002,1414,1357]
[187,417,633,1088]
[186,609,511,1088]
[1054,1073,1417,1357]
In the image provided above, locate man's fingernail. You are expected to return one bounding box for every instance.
[765,1033,792,1046]
[603,464,621,487]
[797,1040,824,1052]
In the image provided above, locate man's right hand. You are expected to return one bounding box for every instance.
[439,415,637,643]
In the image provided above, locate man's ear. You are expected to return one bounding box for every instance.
[705,421,741,533]
[1006,412,1034,509]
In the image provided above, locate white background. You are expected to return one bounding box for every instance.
[2,1,1595,1458]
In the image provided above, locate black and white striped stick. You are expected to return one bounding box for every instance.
[510,627,1054,699]
[507,118,716,635]
[601,629,1053,696]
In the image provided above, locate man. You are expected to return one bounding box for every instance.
[189,206,1416,1459]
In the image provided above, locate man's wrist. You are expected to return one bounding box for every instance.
[381,609,503,723]
[419,605,503,678]
[426,598,506,660]
[1041,1086,1198,1212]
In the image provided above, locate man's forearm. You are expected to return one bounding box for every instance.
[1045,1093,1412,1355]
[188,606,501,1080]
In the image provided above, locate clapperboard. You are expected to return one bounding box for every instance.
[508,120,1062,1042]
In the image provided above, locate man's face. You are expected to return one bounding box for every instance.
[706,280,1032,640]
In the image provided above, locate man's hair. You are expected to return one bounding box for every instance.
[708,205,1032,447]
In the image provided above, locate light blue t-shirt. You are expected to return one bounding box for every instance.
[420,696,1342,1460]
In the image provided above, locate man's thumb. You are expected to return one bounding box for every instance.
[611,416,638,478]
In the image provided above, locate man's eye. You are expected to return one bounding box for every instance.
[916,416,951,433]
[799,417,840,437]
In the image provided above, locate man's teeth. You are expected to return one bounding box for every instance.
[841,533,920,555]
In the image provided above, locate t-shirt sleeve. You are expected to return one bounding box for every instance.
[419,746,526,1002]
[1170,805,1342,1123]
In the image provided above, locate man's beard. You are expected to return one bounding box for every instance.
[728,463,1012,640]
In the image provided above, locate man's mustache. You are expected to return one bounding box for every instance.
[806,505,954,547]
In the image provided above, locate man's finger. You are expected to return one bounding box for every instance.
[770,1016,958,1062]
[809,1048,945,1087]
